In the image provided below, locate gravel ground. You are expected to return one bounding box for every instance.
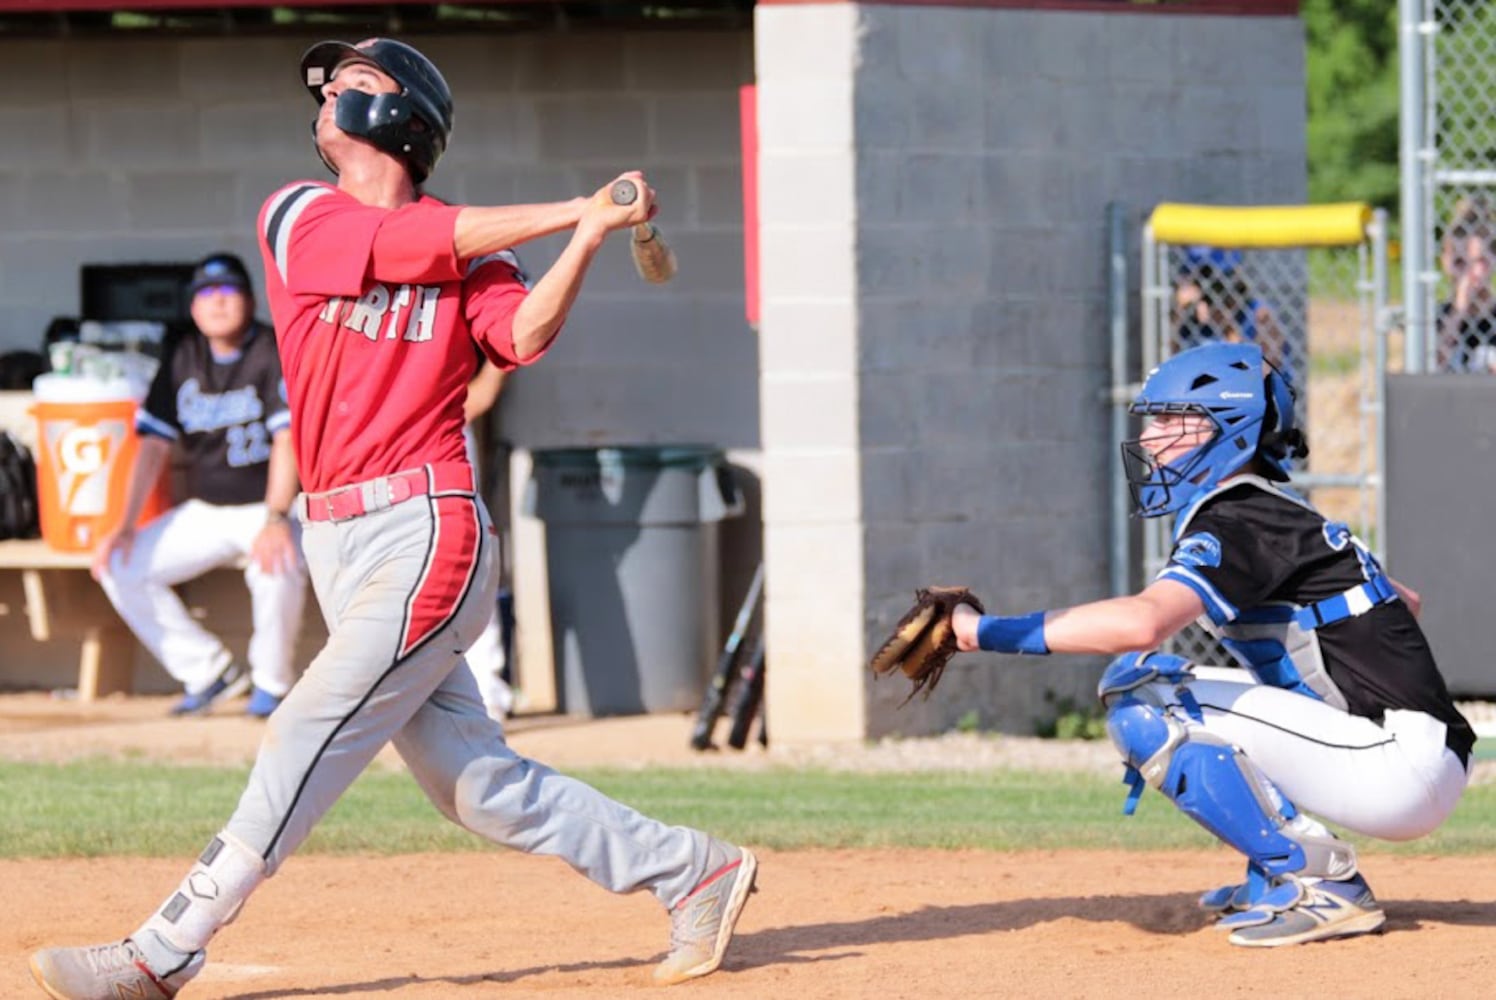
[754,731,1122,774]
[1,692,1489,782]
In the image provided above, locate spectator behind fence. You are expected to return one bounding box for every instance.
[92,252,308,718]
[1222,271,1292,375]
[1176,247,1294,378]
[1173,269,1222,352]
[1437,207,1496,372]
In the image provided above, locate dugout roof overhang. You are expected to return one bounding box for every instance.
[0,1,757,37]
[0,0,1296,38]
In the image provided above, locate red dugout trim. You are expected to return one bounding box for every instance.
[0,0,415,8]
[0,0,1296,12]
[740,84,760,331]
[756,0,1297,13]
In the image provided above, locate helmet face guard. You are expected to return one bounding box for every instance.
[1122,342,1291,518]
[331,89,422,159]
[301,38,453,184]
[1120,403,1230,518]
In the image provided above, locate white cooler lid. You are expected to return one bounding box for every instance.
[32,373,141,404]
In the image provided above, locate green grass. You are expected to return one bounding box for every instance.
[5,759,1496,858]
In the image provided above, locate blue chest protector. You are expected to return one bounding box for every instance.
[1172,478,1399,710]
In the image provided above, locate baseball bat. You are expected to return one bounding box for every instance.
[725,633,765,751]
[610,179,678,285]
[690,561,764,751]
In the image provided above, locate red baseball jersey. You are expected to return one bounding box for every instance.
[256,181,540,493]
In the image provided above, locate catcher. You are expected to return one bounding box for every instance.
[871,342,1473,948]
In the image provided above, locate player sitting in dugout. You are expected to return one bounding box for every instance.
[874,341,1472,948]
[93,252,307,719]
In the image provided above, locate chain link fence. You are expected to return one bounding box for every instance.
[1405,0,1496,372]
[1433,1,1496,372]
[1138,205,1388,667]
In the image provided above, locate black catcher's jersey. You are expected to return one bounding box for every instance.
[1160,477,1474,764]
[137,322,290,506]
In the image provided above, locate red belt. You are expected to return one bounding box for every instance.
[302,465,472,523]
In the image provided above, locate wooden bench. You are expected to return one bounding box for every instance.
[0,535,326,707]
[0,538,139,701]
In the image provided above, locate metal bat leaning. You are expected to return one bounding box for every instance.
[610,178,678,284]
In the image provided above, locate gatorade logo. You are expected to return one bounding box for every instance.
[45,419,127,516]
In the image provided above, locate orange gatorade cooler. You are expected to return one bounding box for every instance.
[31,373,172,553]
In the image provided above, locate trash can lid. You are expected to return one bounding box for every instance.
[532,444,725,470]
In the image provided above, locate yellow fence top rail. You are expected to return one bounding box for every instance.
[1149,203,1373,249]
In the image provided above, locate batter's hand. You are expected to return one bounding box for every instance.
[91,527,135,581]
[582,171,656,236]
[251,519,299,576]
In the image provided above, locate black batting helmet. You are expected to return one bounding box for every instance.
[300,38,453,184]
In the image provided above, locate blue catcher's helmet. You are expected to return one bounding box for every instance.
[1121,342,1305,518]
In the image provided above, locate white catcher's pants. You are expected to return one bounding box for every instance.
[100,499,308,697]
[1150,666,1470,841]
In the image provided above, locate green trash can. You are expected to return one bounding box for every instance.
[524,445,744,716]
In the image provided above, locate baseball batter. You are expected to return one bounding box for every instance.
[31,37,756,1000]
[879,341,1472,947]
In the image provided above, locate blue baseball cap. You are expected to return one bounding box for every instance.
[188,253,252,297]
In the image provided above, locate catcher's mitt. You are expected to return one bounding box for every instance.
[869,586,985,703]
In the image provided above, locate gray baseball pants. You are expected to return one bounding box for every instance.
[218,465,716,907]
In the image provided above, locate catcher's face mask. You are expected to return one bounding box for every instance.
[1121,342,1278,518]
[1121,407,1220,518]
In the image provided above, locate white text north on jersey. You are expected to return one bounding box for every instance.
[319,283,441,343]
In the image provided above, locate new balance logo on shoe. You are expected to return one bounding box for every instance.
[654,846,759,986]
[30,938,204,1000]
[1225,874,1385,948]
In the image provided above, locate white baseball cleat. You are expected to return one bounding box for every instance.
[29,938,203,1000]
[653,844,759,986]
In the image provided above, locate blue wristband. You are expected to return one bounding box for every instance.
[976,611,1050,655]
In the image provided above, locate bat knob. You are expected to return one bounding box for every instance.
[610,179,639,206]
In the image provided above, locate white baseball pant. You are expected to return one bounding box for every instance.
[100,499,308,697]
[1152,666,1469,840]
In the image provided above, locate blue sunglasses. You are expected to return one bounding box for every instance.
[194,284,244,299]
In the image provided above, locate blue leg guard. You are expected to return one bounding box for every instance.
[1102,670,1357,883]
[1163,740,1306,877]
[1097,651,1195,700]
[1099,652,1201,815]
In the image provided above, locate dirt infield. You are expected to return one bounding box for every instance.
[5,852,1496,999]
[3,695,1495,999]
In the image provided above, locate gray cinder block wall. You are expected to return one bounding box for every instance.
[0,32,756,450]
[755,4,1306,743]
